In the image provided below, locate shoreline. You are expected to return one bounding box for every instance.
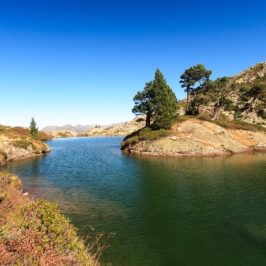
[122,146,266,159]
[0,150,50,167]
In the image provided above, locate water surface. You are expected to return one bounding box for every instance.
[4,137,266,265]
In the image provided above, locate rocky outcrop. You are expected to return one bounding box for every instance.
[81,117,145,137]
[122,119,266,157]
[0,126,50,166]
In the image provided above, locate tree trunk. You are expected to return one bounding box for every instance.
[146,114,151,127]
[212,104,222,120]
[186,89,191,113]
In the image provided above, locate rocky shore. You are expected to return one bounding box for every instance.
[122,119,266,157]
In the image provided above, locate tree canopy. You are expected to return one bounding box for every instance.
[132,81,154,127]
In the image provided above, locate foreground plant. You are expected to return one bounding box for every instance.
[0,197,97,265]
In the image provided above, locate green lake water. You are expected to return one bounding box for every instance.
[4,137,266,265]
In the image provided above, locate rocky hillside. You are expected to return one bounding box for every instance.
[226,62,266,124]
[233,62,266,84]
[179,62,266,125]
[122,118,266,157]
[81,117,145,137]
[0,126,50,166]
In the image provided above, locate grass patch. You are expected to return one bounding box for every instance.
[176,115,196,122]
[121,127,172,149]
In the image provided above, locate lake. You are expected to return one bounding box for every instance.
[4,137,266,265]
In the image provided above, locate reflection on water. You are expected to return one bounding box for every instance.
[3,137,266,266]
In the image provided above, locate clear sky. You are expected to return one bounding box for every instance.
[0,0,265,128]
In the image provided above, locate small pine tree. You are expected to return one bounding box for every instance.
[30,118,39,140]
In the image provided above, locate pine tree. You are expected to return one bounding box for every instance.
[180,64,212,113]
[152,69,177,129]
[132,69,177,130]
[30,118,39,140]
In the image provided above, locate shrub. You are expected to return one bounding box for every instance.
[0,199,95,265]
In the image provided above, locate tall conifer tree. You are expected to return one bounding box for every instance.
[152,69,177,129]
[132,69,177,129]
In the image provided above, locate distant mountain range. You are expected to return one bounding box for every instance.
[41,123,124,134]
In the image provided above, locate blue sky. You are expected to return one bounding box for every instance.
[0,0,265,128]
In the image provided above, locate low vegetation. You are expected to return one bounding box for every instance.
[0,172,98,265]
[121,127,172,149]
[13,139,33,149]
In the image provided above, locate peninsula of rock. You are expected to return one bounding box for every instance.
[121,118,266,157]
